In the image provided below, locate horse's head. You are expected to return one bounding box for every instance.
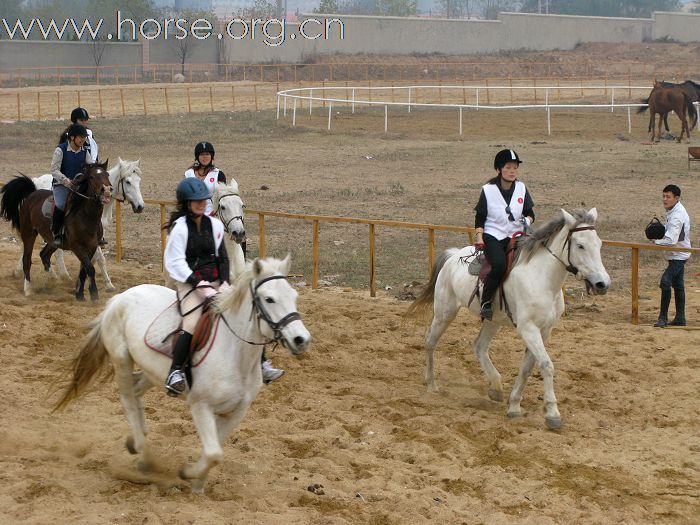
[115,158,145,213]
[562,208,611,295]
[213,180,245,244]
[248,255,311,355]
[81,161,112,205]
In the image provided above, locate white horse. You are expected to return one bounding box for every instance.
[54,256,311,493]
[407,209,611,430]
[27,158,145,291]
[212,180,246,279]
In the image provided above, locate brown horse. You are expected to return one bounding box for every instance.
[0,162,112,300]
[644,80,697,143]
[637,79,700,132]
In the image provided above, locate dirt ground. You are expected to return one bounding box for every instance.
[0,43,699,523]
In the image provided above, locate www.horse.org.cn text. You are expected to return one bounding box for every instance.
[1,11,346,47]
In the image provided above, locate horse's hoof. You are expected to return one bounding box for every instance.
[125,436,137,455]
[488,389,503,402]
[137,460,153,473]
[507,409,523,419]
[178,468,189,481]
[190,479,205,494]
[545,416,563,430]
[105,285,116,293]
[76,295,86,302]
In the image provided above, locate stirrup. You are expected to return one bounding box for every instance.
[262,360,285,384]
[480,301,493,321]
[165,369,187,396]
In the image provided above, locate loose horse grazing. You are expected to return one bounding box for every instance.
[637,79,700,132]
[29,158,145,291]
[406,209,610,430]
[638,80,697,143]
[0,163,112,300]
[212,179,246,279]
[53,256,311,493]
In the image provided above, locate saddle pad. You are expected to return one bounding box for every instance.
[144,300,181,356]
[41,195,55,219]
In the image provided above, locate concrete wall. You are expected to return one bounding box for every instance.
[653,11,700,42]
[0,40,141,71]
[1,11,697,70]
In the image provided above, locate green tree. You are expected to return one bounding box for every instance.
[314,0,340,13]
[376,0,417,16]
[518,0,681,17]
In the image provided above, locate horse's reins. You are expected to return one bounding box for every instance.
[544,225,596,276]
[217,275,301,349]
[214,193,244,238]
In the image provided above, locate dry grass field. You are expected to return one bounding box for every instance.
[0,44,698,524]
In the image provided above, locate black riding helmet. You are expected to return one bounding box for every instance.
[70,107,90,123]
[194,141,215,159]
[67,123,88,139]
[645,217,666,240]
[494,149,522,171]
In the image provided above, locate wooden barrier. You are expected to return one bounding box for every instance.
[116,197,697,323]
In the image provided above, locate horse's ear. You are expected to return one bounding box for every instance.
[561,209,576,226]
[253,258,263,276]
[100,158,109,169]
[117,157,123,164]
[587,207,598,223]
[281,253,291,275]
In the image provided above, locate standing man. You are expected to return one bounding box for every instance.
[653,184,691,327]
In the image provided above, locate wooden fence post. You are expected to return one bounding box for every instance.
[164,88,170,114]
[16,93,20,120]
[142,88,147,115]
[115,200,122,263]
[187,88,192,113]
[312,220,319,289]
[369,223,376,297]
[258,214,266,258]
[209,86,214,112]
[427,228,435,277]
[120,88,126,116]
[160,204,167,270]
[631,247,639,325]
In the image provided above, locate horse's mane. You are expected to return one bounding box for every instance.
[513,208,597,265]
[214,257,288,315]
[212,181,241,209]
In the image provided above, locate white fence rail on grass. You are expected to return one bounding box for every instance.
[276,84,672,135]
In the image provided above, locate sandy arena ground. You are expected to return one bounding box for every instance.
[0,43,699,523]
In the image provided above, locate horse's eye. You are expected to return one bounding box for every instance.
[265,297,275,304]
[221,205,226,210]
[125,180,131,185]
[577,243,584,249]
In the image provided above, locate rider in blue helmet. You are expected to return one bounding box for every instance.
[163,178,230,396]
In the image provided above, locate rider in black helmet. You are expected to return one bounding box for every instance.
[473,149,535,321]
[60,107,99,162]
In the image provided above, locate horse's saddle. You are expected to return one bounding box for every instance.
[144,300,219,368]
[41,195,55,219]
[465,234,523,320]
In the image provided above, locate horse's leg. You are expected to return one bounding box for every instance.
[473,321,503,402]
[93,247,116,292]
[21,231,37,296]
[14,254,23,278]
[39,243,58,279]
[75,262,87,301]
[181,404,223,494]
[507,323,555,419]
[113,353,152,467]
[657,114,663,143]
[517,323,561,430]
[649,112,656,141]
[55,249,70,279]
[424,295,459,392]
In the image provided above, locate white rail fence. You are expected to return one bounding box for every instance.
[276,84,683,135]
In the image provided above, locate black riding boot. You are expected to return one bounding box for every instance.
[51,208,65,247]
[669,289,686,326]
[480,284,496,321]
[165,331,193,396]
[654,288,672,328]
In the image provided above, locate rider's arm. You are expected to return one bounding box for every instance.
[474,189,487,243]
[655,215,683,246]
[164,220,198,286]
[50,147,70,186]
[523,189,535,224]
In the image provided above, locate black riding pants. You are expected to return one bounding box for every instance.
[482,234,510,304]
[660,259,686,292]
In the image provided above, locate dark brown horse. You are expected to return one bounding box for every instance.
[0,162,112,300]
[641,80,697,143]
[637,79,700,132]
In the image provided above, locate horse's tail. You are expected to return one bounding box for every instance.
[0,174,36,230]
[686,95,698,130]
[405,249,457,320]
[52,310,113,412]
[637,97,649,114]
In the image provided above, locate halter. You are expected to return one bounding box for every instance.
[214,193,244,236]
[68,171,110,203]
[111,168,141,206]
[544,225,597,276]
[219,275,301,349]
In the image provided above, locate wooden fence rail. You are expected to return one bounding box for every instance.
[113,199,698,326]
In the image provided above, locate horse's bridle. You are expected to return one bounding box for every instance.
[68,171,111,203]
[214,193,244,238]
[544,225,596,276]
[219,275,301,349]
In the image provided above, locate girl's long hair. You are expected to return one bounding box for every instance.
[58,126,70,146]
[163,202,188,232]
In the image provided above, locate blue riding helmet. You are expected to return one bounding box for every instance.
[176,178,211,203]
